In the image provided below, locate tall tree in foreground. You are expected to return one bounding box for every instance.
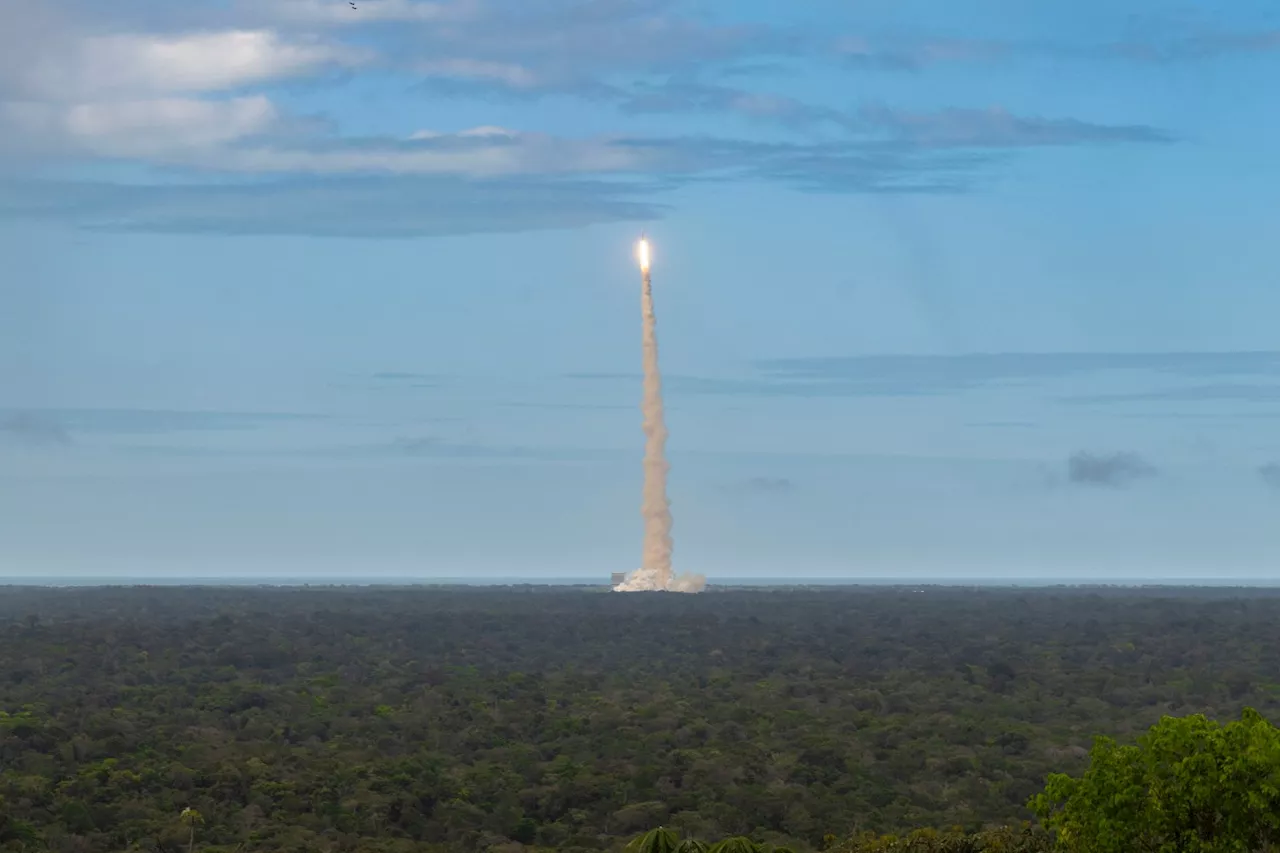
[179,807,203,853]
[1031,707,1280,853]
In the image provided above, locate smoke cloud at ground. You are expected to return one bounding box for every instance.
[614,256,705,594]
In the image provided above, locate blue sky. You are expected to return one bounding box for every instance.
[3,0,1280,581]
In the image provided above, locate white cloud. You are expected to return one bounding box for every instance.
[1,96,281,158]
[192,130,646,177]
[9,29,364,101]
[414,58,541,88]
[409,125,515,139]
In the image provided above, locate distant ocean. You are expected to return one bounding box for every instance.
[1,576,1279,588]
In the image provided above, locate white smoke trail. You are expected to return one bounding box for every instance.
[615,242,705,594]
[639,265,673,582]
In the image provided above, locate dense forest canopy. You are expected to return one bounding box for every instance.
[2,585,1279,852]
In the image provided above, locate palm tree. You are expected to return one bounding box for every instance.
[631,828,794,853]
[627,827,682,853]
[676,841,711,853]
[179,807,204,853]
[709,839,764,853]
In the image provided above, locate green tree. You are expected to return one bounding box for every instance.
[1030,707,1280,853]
[0,801,40,852]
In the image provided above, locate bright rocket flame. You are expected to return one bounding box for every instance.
[637,238,651,272]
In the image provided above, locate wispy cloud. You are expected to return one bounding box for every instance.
[756,352,1280,395]
[618,81,1170,146]
[619,79,847,128]
[828,26,1280,71]
[390,0,800,96]
[320,435,613,462]
[1064,383,1280,405]
[0,131,1056,236]
[6,105,1136,181]
[1259,463,1280,491]
[0,413,72,447]
[0,175,665,238]
[371,371,444,384]
[831,34,1015,70]
[1105,28,1280,63]
[738,476,795,494]
[967,420,1038,429]
[570,352,1280,399]
[858,104,1170,147]
[1067,451,1157,487]
[0,408,320,435]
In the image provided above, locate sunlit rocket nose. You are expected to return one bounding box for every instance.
[637,238,651,272]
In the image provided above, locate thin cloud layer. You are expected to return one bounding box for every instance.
[756,352,1280,396]
[0,413,72,447]
[570,352,1280,400]
[0,408,319,435]
[0,175,665,238]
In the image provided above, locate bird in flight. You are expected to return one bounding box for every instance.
[349,1,357,8]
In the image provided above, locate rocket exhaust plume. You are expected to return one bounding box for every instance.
[615,237,706,593]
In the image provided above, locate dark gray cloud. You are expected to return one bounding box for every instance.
[1259,463,1280,491]
[1067,451,1157,487]
[739,476,795,493]
[0,413,72,447]
[372,372,440,381]
[857,105,1171,147]
[388,436,442,456]
[617,81,1170,147]
[368,372,445,389]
